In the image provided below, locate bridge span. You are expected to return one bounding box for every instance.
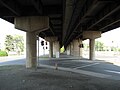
[0,0,120,68]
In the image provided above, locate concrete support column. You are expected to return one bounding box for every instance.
[70,42,74,56]
[89,39,95,60]
[49,42,53,58]
[53,41,60,58]
[80,47,83,58]
[83,31,101,60]
[73,39,79,56]
[26,32,37,68]
[45,37,58,58]
[15,16,49,68]
[66,45,71,55]
[69,39,83,58]
[79,40,83,59]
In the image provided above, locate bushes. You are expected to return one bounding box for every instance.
[0,51,8,56]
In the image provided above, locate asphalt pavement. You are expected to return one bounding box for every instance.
[0,54,120,80]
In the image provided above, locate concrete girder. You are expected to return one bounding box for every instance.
[88,3,120,30]
[62,0,74,44]
[31,0,43,15]
[0,0,21,16]
[63,0,87,45]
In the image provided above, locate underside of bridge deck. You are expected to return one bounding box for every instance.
[0,0,120,48]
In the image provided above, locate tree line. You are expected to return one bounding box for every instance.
[83,41,120,52]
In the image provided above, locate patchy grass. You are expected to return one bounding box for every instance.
[0,51,8,57]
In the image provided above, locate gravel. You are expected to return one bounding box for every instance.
[0,65,120,90]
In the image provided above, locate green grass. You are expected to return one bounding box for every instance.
[0,51,8,57]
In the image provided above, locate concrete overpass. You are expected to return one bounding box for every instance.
[0,0,120,68]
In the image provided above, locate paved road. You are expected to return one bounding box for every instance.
[39,59,120,79]
[0,55,120,80]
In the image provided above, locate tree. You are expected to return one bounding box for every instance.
[4,35,24,54]
[60,46,65,53]
[13,35,24,54]
[95,41,104,51]
[4,35,14,52]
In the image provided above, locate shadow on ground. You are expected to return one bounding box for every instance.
[0,65,120,90]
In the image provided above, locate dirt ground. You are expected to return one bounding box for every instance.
[0,65,120,90]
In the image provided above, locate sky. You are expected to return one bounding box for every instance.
[0,18,26,49]
[83,28,120,47]
[0,18,26,35]
[0,18,49,55]
[97,28,120,47]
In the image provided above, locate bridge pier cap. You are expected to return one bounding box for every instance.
[14,16,49,32]
[45,37,58,42]
[83,31,101,60]
[83,31,101,39]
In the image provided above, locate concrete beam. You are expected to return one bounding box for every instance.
[14,16,49,32]
[83,31,101,39]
